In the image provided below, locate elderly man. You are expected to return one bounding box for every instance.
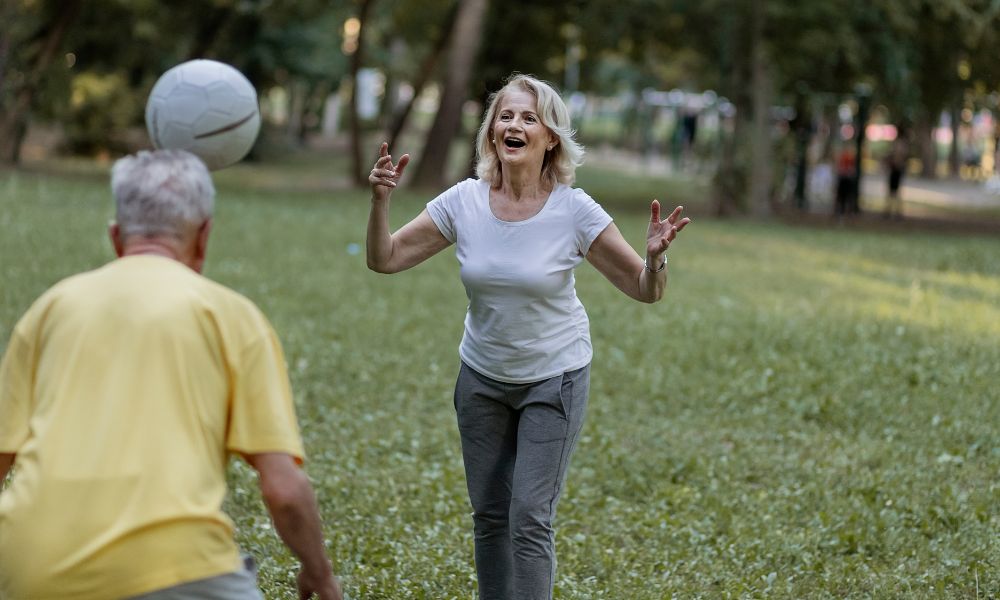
[0,150,342,600]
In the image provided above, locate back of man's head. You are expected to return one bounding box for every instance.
[111,150,215,239]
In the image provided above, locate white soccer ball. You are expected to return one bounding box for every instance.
[145,59,261,170]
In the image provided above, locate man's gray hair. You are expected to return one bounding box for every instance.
[111,149,215,238]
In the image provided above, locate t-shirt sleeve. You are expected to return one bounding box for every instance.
[425,181,466,243]
[226,312,305,463]
[573,189,614,255]
[0,318,36,453]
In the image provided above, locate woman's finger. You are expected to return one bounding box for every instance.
[394,153,411,176]
[665,206,683,225]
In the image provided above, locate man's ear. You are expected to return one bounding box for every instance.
[108,222,125,257]
[192,218,213,273]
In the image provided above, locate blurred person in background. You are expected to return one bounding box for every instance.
[365,73,690,600]
[0,150,342,600]
[885,124,909,219]
[835,141,857,215]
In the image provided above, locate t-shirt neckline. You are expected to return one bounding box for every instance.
[483,180,564,226]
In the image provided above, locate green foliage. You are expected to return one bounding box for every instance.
[62,72,140,154]
[2,161,998,598]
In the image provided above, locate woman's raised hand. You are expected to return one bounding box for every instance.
[646,201,690,261]
[369,142,410,202]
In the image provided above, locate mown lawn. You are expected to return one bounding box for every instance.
[1,161,998,599]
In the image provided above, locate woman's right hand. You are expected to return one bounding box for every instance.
[369,142,410,202]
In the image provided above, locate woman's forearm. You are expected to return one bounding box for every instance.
[366,197,394,272]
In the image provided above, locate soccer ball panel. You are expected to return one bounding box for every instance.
[177,61,227,88]
[156,121,195,152]
[162,84,209,126]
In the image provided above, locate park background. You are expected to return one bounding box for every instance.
[2,1,999,598]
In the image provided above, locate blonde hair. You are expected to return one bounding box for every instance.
[475,74,584,188]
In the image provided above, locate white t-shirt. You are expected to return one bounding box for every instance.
[426,178,613,383]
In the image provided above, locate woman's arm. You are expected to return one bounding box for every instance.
[586,201,689,303]
[366,142,451,273]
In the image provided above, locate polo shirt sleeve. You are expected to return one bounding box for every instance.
[0,320,35,453]
[572,188,614,255]
[226,313,305,463]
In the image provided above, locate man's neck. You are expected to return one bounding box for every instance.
[120,237,199,272]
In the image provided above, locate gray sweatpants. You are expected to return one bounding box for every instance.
[454,362,590,600]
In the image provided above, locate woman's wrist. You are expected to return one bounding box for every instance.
[645,254,667,273]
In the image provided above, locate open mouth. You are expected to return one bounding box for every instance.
[504,137,526,149]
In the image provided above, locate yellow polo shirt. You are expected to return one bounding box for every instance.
[0,255,305,599]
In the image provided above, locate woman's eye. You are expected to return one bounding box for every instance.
[500,114,511,121]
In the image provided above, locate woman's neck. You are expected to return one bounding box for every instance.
[499,168,549,201]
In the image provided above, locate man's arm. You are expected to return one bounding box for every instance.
[0,453,14,483]
[244,453,342,600]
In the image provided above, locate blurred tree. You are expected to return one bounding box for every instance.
[348,0,378,186]
[898,1,967,177]
[225,1,350,143]
[0,0,83,163]
[63,72,140,155]
[385,0,458,155]
[411,0,490,189]
[672,0,875,214]
[6,0,1000,199]
[1,0,349,160]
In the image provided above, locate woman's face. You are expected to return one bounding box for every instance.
[491,88,556,174]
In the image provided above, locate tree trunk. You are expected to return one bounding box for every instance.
[948,104,960,178]
[378,37,405,129]
[0,11,10,96]
[349,0,376,186]
[713,113,746,217]
[0,0,82,164]
[711,3,747,216]
[386,2,459,155]
[914,113,936,178]
[747,0,772,217]
[286,78,308,146]
[411,0,490,189]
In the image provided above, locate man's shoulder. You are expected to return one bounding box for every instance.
[192,274,269,324]
[22,265,110,314]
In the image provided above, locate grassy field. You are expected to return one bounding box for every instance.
[1,159,998,599]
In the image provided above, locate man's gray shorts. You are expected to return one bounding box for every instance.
[127,565,262,600]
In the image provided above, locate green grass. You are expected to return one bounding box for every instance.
[1,163,998,599]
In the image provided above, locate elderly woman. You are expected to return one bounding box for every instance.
[366,74,690,600]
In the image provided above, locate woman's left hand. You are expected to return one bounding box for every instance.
[646,200,690,259]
